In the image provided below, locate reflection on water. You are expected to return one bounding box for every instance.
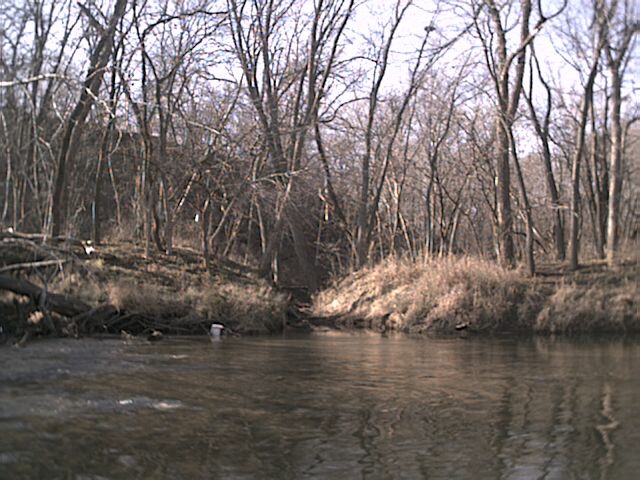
[1,334,639,479]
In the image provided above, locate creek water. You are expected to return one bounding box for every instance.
[0,333,639,479]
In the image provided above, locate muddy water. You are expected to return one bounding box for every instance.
[1,334,639,479]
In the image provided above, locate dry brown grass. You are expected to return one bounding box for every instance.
[535,278,639,333]
[2,234,637,337]
[311,256,639,334]
[312,256,541,333]
[185,281,289,334]
[0,239,290,335]
[54,271,105,306]
[101,278,288,334]
[106,281,190,318]
[102,268,289,334]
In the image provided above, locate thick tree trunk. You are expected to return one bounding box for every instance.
[495,122,514,267]
[484,0,533,268]
[568,145,583,271]
[92,41,120,245]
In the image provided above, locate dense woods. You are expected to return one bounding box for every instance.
[1,0,638,292]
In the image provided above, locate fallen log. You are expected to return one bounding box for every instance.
[0,230,86,245]
[73,303,119,331]
[0,273,91,317]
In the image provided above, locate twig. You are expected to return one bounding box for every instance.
[15,331,31,348]
[0,259,69,273]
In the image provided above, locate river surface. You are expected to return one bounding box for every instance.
[1,333,639,479]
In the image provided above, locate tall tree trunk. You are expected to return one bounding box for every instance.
[482,0,563,267]
[606,68,623,265]
[495,121,515,267]
[568,58,600,271]
[92,59,119,245]
[484,0,529,268]
[50,0,127,237]
[600,0,638,264]
[142,143,153,258]
[92,120,111,245]
[525,47,565,260]
[509,126,535,276]
[586,103,606,258]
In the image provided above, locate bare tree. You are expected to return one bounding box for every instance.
[227,0,355,290]
[602,0,638,265]
[566,1,606,270]
[525,44,566,261]
[475,0,563,270]
[50,0,128,237]
[2,0,637,289]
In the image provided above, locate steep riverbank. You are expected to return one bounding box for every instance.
[0,233,289,342]
[309,256,639,334]
[1,231,638,342]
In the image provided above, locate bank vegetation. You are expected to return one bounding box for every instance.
[0,0,638,340]
[310,255,639,334]
[0,232,289,343]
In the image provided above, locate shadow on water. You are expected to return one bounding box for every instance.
[0,334,639,479]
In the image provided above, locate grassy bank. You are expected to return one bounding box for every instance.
[2,232,638,341]
[0,236,289,340]
[310,256,639,334]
